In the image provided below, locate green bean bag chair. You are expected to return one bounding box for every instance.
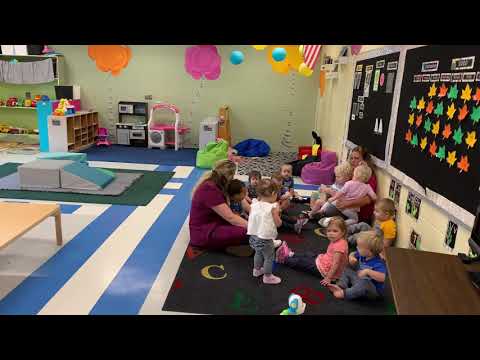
[196,139,228,169]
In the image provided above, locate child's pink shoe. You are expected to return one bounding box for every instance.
[253,268,264,277]
[275,241,292,264]
[263,274,281,284]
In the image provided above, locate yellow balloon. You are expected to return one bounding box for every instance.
[252,45,268,50]
[299,45,304,56]
[284,45,303,71]
[201,264,227,280]
[298,63,313,77]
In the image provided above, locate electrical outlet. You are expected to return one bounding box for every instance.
[145,95,153,100]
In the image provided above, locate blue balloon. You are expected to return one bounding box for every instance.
[272,47,287,62]
[230,50,244,65]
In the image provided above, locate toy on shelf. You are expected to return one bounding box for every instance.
[0,125,10,133]
[53,98,74,116]
[96,127,111,147]
[0,99,5,106]
[148,102,190,151]
[6,97,18,107]
[280,294,306,315]
[31,95,42,108]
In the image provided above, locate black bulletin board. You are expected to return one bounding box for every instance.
[391,45,480,214]
[347,50,401,162]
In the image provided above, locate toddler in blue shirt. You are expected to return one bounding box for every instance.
[327,230,387,300]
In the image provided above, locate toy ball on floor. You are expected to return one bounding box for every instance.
[280,293,306,315]
[272,47,287,62]
[230,50,244,65]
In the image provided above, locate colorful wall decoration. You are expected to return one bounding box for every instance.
[184,45,221,80]
[390,45,480,214]
[87,45,132,76]
[346,48,401,162]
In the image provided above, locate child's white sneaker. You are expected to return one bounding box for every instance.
[263,274,281,284]
[253,268,264,277]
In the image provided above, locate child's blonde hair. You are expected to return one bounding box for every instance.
[326,216,347,238]
[256,178,279,198]
[357,230,384,256]
[271,172,283,184]
[334,162,353,180]
[376,198,396,217]
[353,164,372,183]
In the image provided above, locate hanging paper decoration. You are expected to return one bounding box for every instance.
[230,50,244,65]
[87,45,132,76]
[351,45,362,55]
[252,45,268,50]
[298,45,322,77]
[185,45,221,80]
[319,69,326,96]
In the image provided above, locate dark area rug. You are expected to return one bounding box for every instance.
[237,152,298,177]
[163,204,396,315]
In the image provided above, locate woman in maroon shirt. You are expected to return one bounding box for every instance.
[189,159,249,250]
[336,146,378,224]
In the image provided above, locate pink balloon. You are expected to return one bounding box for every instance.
[185,45,221,80]
[351,45,362,55]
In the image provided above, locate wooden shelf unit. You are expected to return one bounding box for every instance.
[65,112,99,152]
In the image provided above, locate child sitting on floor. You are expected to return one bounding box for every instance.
[309,162,353,219]
[317,164,376,226]
[280,163,295,199]
[247,178,284,284]
[271,172,308,234]
[346,198,396,259]
[275,216,349,286]
[227,179,250,219]
[246,170,261,203]
[327,230,387,300]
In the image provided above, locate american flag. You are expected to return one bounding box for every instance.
[302,45,322,69]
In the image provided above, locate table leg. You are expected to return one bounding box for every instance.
[54,210,63,246]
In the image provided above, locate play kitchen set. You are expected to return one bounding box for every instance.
[116,101,149,147]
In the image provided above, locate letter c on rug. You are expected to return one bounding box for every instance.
[201,265,227,280]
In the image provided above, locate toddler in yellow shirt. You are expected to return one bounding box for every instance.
[346,198,396,258]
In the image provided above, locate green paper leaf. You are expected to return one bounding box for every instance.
[434,101,444,116]
[411,133,418,146]
[436,145,446,161]
[410,96,417,110]
[471,106,480,124]
[453,126,464,145]
[424,117,432,133]
[448,84,458,100]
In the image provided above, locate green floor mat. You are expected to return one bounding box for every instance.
[0,163,173,206]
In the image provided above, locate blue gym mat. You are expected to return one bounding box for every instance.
[84,145,197,166]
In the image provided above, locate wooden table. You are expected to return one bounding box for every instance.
[385,247,480,315]
[0,202,63,250]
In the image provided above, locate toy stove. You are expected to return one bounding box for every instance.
[116,101,149,147]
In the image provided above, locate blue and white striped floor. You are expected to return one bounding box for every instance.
[0,153,318,315]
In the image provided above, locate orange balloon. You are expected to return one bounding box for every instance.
[88,45,132,76]
[284,45,303,71]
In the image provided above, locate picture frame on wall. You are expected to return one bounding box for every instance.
[444,220,458,251]
[406,191,421,220]
[409,229,421,250]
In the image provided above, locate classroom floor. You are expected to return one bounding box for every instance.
[0,148,319,315]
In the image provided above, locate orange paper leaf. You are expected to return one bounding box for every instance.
[429,141,438,157]
[416,114,423,127]
[442,124,452,139]
[457,155,470,173]
[473,87,480,105]
[458,104,469,121]
[426,100,434,114]
[438,83,448,98]
[405,129,412,143]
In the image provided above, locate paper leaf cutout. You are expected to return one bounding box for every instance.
[473,87,480,105]
[434,101,444,117]
[432,120,440,136]
[453,126,464,145]
[458,104,469,121]
[408,113,414,126]
[410,97,417,110]
[438,83,448,98]
[411,133,419,147]
[405,129,412,143]
[417,97,426,111]
[446,102,456,120]
[420,137,428,150]
[457,155,470,173]
[461,84,472,103]
[429,141,438,157]
[447,151,457,167]
[471,106,480,124]
[466,131,477,149]
[436,145,446,161]
[448,84,458,100]
[416,114,423,127]
[426,100,434,114]
[442,124,452,139]
[428,83,437,98]
[424,117,432,133]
